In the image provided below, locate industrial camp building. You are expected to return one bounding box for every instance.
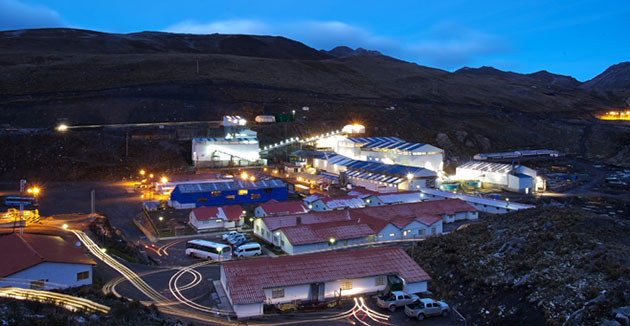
[0,233,95,290]
[312,154,437,192]
[191,116,264,167]
[168,179,287,209]
[317,136,444,171]
[419,188,536,213]
[254,201,309,218]
[220,246,431,318]
[455,161,545,193]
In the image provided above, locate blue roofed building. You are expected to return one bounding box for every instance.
[168,179,287,209]
[323,136,444,172]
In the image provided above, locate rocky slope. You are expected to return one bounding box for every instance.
[582,62,630,91]
[408,207,630,326]
[0,28,629,179]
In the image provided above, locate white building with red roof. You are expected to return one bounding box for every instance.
[0,233,95,290]
[189,205,244,231]
[252,199,475,254]
[220,246,431,318]
[254,200,308,218]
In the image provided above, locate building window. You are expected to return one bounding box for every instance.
[238,189,248,195]
[280,239,285,247]
[255,225,260,233]
[211,191,221,197]
[77,271,90,281]
[272,288,285,298]
[418,229,425,236]
[30,279,45,290]
[225,195,235,200]
[378,234,384,238]
[389,233,395,237]
[197,197,207,203]
[251,193,261,199]
[264,188,273,194]
[431,227,436,235]
[341,279,353,290]
[375,276,386,286]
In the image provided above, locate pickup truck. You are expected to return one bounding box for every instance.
[404,298,449,320]
[376,291,419,312]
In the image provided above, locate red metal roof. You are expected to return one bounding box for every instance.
[262,199,474,231]
[0,233,95,278]
[191,205,243,221]
[257,201,308,216]
[281,219,375,245]
[222,246,430,304]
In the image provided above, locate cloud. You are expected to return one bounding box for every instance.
[163,19,509,68]
[164,19,272,35]
[0,0,66,31]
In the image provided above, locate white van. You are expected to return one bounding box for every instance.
[234,242,262,258]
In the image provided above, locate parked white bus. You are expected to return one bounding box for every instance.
[185,239,232,261]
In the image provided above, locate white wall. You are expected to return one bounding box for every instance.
[310,200,329,212]
[0,262,92,290]
[168,200,196,210]
[264,284,311,304]
[324,276,388,298]
[254,207,266,218]
[363,195,385,207]
[363,151,443,172]
[253,219,273,243]
[403,281,427,294]
[190,214,235,231]
[376,224,402,241]
[234,303,264,319]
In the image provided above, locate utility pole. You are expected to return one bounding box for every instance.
[196,60,199,74]
[18,179,26,234]
[91,190,95,216]
[125,130,129,158]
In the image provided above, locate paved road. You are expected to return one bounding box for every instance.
[34,181,145,240]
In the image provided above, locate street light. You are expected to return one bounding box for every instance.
[56,124,68,132]
[329,237,336,245]
[140,170,145,176]
[160,176,168,183]
[149,173,154,179]
[62,224,68,229]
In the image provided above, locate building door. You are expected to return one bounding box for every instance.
[310,283,325,301]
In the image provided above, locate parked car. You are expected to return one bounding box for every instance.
[376,291,419,312]
[234,242,262,257]
[228,234,248,245]
[404,298,449,320]
[222,231,240,240]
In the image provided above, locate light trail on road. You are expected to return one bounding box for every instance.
[72,231,243,325]
[0,287,110,314]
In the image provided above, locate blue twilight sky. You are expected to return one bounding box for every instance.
[1,0,628,81]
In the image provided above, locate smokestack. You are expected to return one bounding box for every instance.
[296,216,301,225]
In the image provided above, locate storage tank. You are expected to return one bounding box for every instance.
[255,115,276,123]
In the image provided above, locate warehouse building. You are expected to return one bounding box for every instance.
[419,188,535,213]
[169,179,287,209]
[455,161,545,193]
[343,161,437,193]
[0,233,95,290]
[317,136,444,171]
[192,116,264,167]
[220,246,431,318]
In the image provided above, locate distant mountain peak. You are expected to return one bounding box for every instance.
[324,46,383,58]
[582,61,630,91]
[456,66,580,87]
